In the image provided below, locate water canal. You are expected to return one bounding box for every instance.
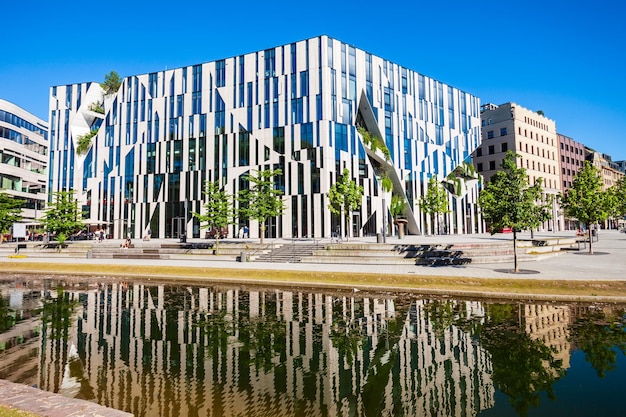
[0,275,624,417]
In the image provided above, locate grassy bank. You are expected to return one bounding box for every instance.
[3,261,626,302]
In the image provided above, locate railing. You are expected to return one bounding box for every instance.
[246,241,275,261]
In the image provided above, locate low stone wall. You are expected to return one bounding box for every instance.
[0,379,133,417]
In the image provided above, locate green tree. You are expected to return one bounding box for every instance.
[420,176,450,235]
[237,169,285,244]
[609,176,626,223]
[358,127,390,161]
[327,168,364,240]
[75,129,98,155]
[444,160,479,196]
[605,185,621,230]
[193,180,233,252]
[0,191,22,238]
[560,161,611,254]
[41,191,84,237]
[100,70,122,95]
[478,152,551,272]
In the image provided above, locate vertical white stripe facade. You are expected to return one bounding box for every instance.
[49,36,482,239]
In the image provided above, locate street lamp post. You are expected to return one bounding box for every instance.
[382,196,386,243]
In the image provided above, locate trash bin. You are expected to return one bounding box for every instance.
[86,250,93,259]
[377,233,383,243]
[179,233,187,243]
[239,251,248,262]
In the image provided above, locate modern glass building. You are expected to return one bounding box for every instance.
[0,98,48,224]
[48,35,482,239]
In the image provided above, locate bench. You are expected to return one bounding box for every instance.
[575,237,590,250]
[15,243,27,253]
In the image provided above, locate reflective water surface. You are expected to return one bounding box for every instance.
[0,275,624,417]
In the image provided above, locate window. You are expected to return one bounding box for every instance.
[501,142,508,152]
[500,127,507,136]
[477,162,483,172]
[489,161,496,170]
[488,145,494,155]
[216,60,226,88]
[273,127,284,154]
[487,130,494,139]
[476,148,482,157]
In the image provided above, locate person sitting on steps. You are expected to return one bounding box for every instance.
[121,234,132,249]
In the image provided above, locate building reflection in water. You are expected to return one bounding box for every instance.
[0,279,618,417]
[32,283,495,417]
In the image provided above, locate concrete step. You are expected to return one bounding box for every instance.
[255,243,322,263]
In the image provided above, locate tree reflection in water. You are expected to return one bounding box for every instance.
[0,278,625,417]
[570,307,626,378]
[478,304,564,417]
[0,291,13,332]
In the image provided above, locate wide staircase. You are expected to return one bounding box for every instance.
[300,236,582,266]
[254,241,322,263]
[89,240,271,261]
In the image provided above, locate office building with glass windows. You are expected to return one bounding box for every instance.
[48,35,482,239]
[0,98,48,224]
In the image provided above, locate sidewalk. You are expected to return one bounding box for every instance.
[4,230,625,281]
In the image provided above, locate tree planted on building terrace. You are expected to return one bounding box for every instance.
[237,169,285,244]
[560,161,612,254]
[0,192,22,239]
[327,168,364,240]
[100,70,122,96]
[478,151,552,272]
[193,180,233,253]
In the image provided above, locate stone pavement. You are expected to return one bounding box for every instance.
[0,379,132,417]
[4,230,626,281]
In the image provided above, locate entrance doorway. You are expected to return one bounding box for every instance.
[352,213,361,238]
[171,217,185,239]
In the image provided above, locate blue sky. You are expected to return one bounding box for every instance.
[2,0,624,159]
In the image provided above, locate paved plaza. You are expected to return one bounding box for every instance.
[4,230,625,281]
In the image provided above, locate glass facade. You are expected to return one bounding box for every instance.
[48,36,481,239]
[0,99,48,223]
